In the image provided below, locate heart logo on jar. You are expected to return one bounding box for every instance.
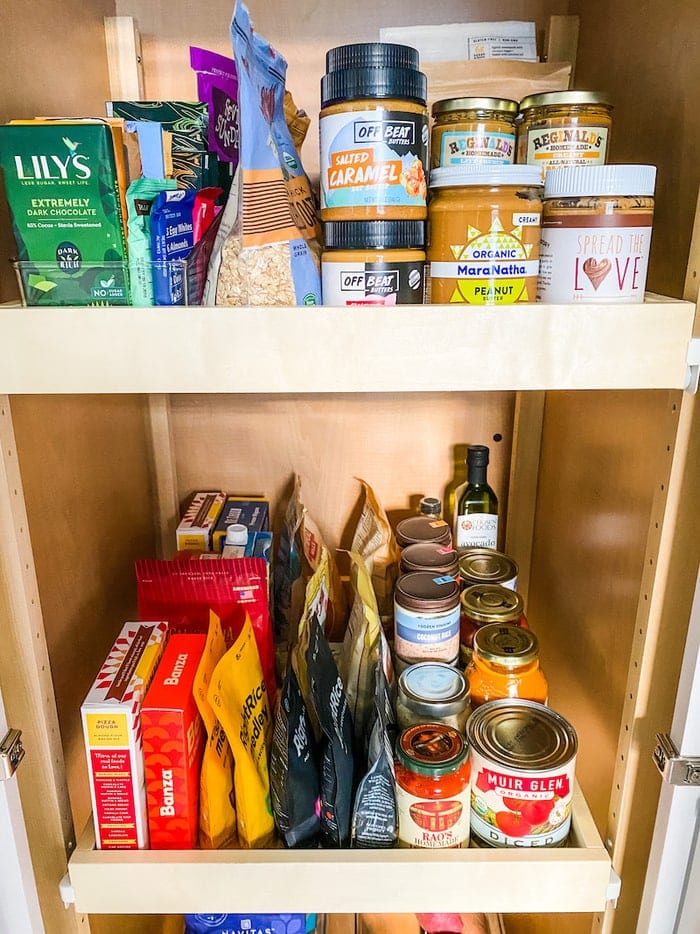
[582,257,611,290]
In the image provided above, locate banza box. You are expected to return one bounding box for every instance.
[81,621,168,849]
[142,633,207,848]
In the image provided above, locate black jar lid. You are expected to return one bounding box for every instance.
[321,66,427,107]
[323,220,426,250]
[326,42,420,73]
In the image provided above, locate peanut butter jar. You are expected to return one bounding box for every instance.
[428,165,543,305]
[517,91,613,177]
[320,42,428,221]
[537,164,656,303]
[431,97,518,169]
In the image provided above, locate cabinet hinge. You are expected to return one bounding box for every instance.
[685,337,700,393]
[0,728,25,781]
[653,732,700,786]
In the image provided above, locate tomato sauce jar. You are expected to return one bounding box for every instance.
[466,623,548,709]
[460,582,528,660]
[395,722,471,848]
[467,699,578,847]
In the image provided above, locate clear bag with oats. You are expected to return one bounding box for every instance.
[210,1,322,306]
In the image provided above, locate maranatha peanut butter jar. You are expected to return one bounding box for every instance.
[428,165,543,304]
[537,164,656,303]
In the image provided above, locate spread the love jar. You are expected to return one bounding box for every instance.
[537,164,656,303]
[467,699,578,848]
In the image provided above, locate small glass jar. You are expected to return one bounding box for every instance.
[395,515,452,548]
[396,662,471,732]
[466,623,548,709]
[400,542,459,578]
[431,96,518,169]
[394,571,461,664]
[460,582,528,659]
[395,722,472,847]
[517,90,613,176]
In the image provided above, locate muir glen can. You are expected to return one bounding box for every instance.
[467,699,577,848]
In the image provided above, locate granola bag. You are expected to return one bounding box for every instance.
[214,1,322,305]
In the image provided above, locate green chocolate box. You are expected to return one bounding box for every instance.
[0,122,129,305]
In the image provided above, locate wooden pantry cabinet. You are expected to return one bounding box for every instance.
[0,3,699,934]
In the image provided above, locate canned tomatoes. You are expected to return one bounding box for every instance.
[395,723,471,848]
[467,699,577,848]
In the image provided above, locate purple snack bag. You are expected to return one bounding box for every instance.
[190,46,239,166]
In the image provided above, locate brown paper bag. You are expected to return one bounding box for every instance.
[423,60,572,110]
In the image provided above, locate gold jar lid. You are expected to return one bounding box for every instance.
[459,548,518,587]
[460,583,524,623]
[432,96,519,117]
[473,623,539,667]
[519,90,613,112]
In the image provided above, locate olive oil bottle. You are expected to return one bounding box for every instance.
[455,444,498,549]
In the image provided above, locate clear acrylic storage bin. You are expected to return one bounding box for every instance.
[13,259,190,307]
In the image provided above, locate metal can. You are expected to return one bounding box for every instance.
[395,515,452,548]
[517,90,613,177]
[467,699,578,848]
[458,548,518,590]
[396,662,471,732]
[431,97,518,169]
[395,722,472,848]
[460,582,528,657]
[394,571,461,664]
[400,542,459,577]
[466,623,548,709]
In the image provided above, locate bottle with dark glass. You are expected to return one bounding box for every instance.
[454,444,498,550]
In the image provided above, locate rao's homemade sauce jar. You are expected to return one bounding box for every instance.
[430,97,518,168]
[537,164,656,303]
[517,91,613,176]
[320,42,428,221]
[428,165,542,304]
[395,722,471,848]
[467,699,577,848]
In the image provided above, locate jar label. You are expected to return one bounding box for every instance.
[429,230,540,304]
[525,125,609,172]
[456,513,498,549]
[321,259,426,305]
[320,109,428,211]
[397,783,470,848]
[538,214,654,303]
[438,129,516,166]
[470,747,574,847]
[394,603,460,661]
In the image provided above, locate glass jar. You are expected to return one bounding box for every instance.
[517,90,613,176]
[428,165,543,305]
[395,722,471,847]
[460,582,528,657]
[396,662,471,732]
[395,514,452,548]
[431,96,518,168]
[466,623,548,709]
[400,542,459,578]
[394,571,461,664]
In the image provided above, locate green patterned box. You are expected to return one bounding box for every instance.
[0,123,129,305]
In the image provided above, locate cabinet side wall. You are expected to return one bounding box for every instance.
[571,0,700,298]
[10,395,158,836]
[0,0,117,303]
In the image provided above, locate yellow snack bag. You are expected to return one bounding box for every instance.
[193,611,238,849]
[208,615,275,848]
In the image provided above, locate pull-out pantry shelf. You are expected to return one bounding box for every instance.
[67,783,612,915]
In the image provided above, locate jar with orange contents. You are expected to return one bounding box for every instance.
[395,723,471,848]
[466,623,548,710]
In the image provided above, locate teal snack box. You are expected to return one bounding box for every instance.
[0,123,129,305]
[212,497,270,553]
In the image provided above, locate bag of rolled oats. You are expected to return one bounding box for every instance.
[213,1,322,306]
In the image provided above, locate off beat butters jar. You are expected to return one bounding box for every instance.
[428,165,543,305]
